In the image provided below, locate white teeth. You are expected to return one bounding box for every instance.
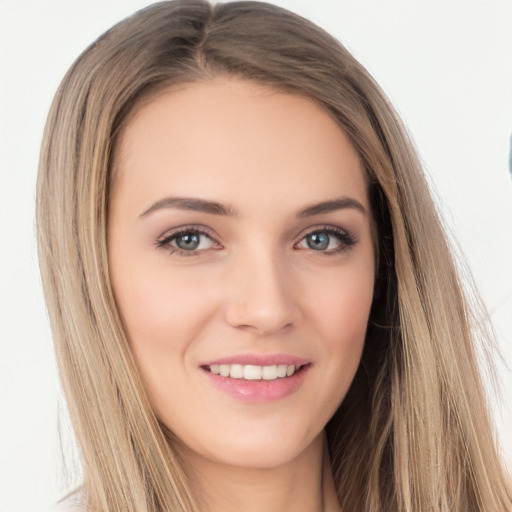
[262,365,277,380]
[230,364,244,379]
[244,365,262,380]
[276,364,288,378]
[208,363,303,380]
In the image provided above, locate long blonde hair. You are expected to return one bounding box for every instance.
[37,1,511,510]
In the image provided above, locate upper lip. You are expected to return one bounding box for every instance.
[200,353,310,367]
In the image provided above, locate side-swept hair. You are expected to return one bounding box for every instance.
[37,1,511,510]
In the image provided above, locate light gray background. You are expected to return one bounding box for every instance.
[1,1,511,511]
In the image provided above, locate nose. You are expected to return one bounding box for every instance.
[224,248,299,336]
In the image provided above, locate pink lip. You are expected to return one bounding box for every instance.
[201,353,310,367]
[199,353,311,403]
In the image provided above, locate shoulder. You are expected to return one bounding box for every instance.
[50,486,85,512]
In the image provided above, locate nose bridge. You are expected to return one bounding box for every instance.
[224,242,297,335]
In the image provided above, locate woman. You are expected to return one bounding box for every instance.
[37,1,511,511]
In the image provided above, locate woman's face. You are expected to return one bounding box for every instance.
[108,77,375,470]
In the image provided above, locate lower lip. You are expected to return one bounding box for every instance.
[202,366,310,403]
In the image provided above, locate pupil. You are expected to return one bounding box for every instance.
[177,233,200,250]
[307,232,329,250]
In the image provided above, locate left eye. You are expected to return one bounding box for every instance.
[160,230,215,252]
[296,229,353,252]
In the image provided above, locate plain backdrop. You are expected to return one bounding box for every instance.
[1,1,511,511]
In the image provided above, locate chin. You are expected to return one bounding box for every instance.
[178,424,325,471]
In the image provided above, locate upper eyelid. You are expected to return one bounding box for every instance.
[157,224,218,243]
[294,224,351,240]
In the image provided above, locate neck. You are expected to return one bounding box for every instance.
[182,432,342,512]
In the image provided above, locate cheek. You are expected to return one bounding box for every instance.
[308,260,374,346]
[304,259,374,403]
[110,257,218,368]
[321,287,373,350]
[109,263,221,416]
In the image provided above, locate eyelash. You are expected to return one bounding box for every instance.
[296,225,356,255]
[156,224,356,257]
[156,225,219,257]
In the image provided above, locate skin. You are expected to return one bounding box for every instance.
[108,77,375,512]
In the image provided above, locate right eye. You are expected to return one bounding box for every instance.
[157,228,218,255]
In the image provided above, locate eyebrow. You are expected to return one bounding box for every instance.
[297,197,367,217]
[140,197,238,218]
[139,195,366,218]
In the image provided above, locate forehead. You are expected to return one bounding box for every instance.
[113,77,368,216]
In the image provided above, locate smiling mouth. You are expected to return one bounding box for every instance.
[204,363,308,380]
